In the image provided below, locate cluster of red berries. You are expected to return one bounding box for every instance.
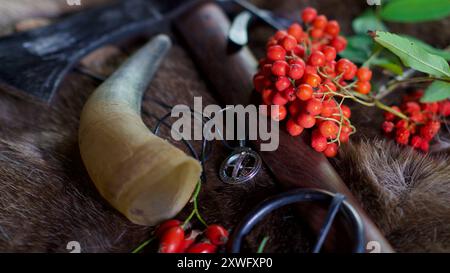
[253,7,372,157]
[156,219,229,253]
[382,91,450,152]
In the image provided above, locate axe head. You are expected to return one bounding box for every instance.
[0,0,194,103]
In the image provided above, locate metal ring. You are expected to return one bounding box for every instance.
[228,188,365,253]
[219,147,262,184]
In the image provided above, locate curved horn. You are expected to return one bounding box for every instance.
[79,34,202,226]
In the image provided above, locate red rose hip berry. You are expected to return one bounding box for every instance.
[186,243,217,254]
[159,226,185,253]
[206,225,229,246]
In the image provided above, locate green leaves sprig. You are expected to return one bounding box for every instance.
[373,31,450,102]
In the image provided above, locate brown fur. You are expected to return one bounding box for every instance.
[335,140,450,252]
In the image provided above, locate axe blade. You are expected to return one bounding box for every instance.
[0,0,194,103]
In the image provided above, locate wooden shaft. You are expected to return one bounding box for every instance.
[175,2,394,252]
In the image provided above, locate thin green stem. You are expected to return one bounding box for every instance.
[257,236,270,253]
[374,99,409,120]
[182,180,206,229]
[376,76,450,100]
[362,47,382,68]
[132,237,155,253]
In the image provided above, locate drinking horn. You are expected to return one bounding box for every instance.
[79,34,202,226]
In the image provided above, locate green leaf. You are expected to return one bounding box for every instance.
[401,35,450,61]
[339,35,373,63]
[421,80,450,102]
[372,58,404,75]
[352,10,388,35]
[380,0,450,22]
[347,35,374,52]
[374,31,450,78]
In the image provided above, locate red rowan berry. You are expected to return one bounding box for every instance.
[274,30,288,41]
[396,119,409,129]
[288,64,305,80]
[267,45,286,61]
[339,132,350,143]
[356,81,371,94]
[287,119,304,136]
[336,59,354,79]
[403,101,421,115]
[303,73,322,88]
[324,143,338,158]
[290,58,306,67]
[308,51,326,67]
[330,36,347,52]
[275,76,291,91]
[272,92,288,105]
[322,46,337,62]
[306,99,323,115]
[325,20,340,37]
[356,67,372,82]
[439,100,450,116]
[311,130,328,152]
[261,89,274,105]
[296,84,313,101]
[341,125,352,134]
[271,105,287,121]
[382,121,394,133]
[420,141,430,152]
[271,60,289,76]
[410,136,423,149]
[287,23,304,43]
[283,87,297,102]
[288,101,301,116]
[297,113,316,128]
[384,106,401,121]
[341,105,351,118]
[301,7,318,23]
[282,35,298,51]
[313,15,328,29]
[253,74,266,92]
[262,63,273,77]
[305,65,318,75]
[320,100,337,117]
[319,120,339,138]
[421,102,439,114]
[396,128,410,145]
[310,28,324,39]
[293,44,305,57]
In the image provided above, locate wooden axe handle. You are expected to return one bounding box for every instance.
[175,2,393,253]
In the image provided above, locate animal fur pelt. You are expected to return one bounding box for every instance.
[335,140,450,252]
